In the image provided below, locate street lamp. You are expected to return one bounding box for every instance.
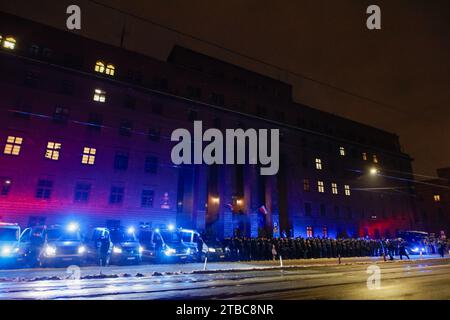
[369,167,380,176]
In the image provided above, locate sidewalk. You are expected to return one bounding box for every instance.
[0,254,447,281]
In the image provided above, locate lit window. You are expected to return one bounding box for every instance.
[373,154,378,163]
[434,194,441,202]
[331,183,338,194]
[339,146,345,156]
[105,64,115,76]
[45,142,61,160]
[82,147,96,165]
[94,61,105,73]
[315,158,322,170]
[344,185,351,196]
[306,226,314,238]
[3,36,16,50]
[93,89,106,102]
[362,152,368,161]
[3,136,23,155]
[318,181,325,193]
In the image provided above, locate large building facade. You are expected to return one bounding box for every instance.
[0,12,417,239]
[415,168,450,236]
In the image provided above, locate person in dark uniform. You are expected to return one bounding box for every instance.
[398,239,410,260]
[99,235,111,266]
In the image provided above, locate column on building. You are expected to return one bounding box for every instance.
[192,164,208,232]
[218,164,234,238]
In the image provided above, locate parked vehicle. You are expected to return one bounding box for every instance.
[202,238,229,261]
[20,223,87,267]
[109,227,142,265]
[84,227,113,266]
[397,230,429,255]
[138,227,199,263]
[0,222,21,267]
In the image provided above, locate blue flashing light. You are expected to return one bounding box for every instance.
[127,227,135,234]
[168,224,175,231]
[67,222,79,232]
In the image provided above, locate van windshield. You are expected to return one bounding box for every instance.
[46,229,81,241]
[111,230,137,243]
[0,228,19,241]
[160,231,182,245]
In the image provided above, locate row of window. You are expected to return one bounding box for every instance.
[303,178,351,196]
[1,177,155,207]
[2,136,159,172]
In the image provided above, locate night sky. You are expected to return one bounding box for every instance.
[1,0,449,177]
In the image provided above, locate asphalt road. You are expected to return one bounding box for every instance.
[0,256,449,299]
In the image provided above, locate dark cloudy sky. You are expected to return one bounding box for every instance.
[1,0,449,177]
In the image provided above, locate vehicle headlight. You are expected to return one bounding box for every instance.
[139,246,144,253]
[78,246,86,254]
[186,248,191,254]
[411,247,419,252]
[1,246,12,256]
[164,247,176,256]
[208,248,216,253]
[113,246,122,254]
[45,245,57,256]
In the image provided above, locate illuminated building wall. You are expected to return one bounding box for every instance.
[0,12,416,238]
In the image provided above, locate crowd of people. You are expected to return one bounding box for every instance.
[220,236,448,261]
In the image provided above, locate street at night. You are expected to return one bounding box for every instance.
[0,256,449,300]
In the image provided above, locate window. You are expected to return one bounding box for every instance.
[188,110,198,121]
[123,95,136,109]
[74,183,91,202]
[304,203,312,216]
[141,189,154,208]
[317,181,325,193]
[362,152,368,161]
[105,64,115,76]
[93,89,106,102]
[2,36,16,50]
[82,147,96,165]
[24,71,39,87]
[148,128,161,142]
[322,226,328,238]
[344,185,351,196]
[315,158,322,170]
[119,119,133,137]
[87,113,103,131]
[36,179,53,199]
[186,86,202,99]
[151,103,163,115]
[3,136,23,155]
[53,106,69,123]
[45,142,61,160]
[109,186,124,204]
[373,154,378,163]
[145,156,158,174]
[306,226,314,238]
[29,44,40,56]
[303,179,310,192]
[94,61,105,73]
[347,207,353,220]
[114,152,129,170]
[331,183,338,194]
[434,194,441,202]
[211,93,225,106]
[339,146,345,156]
[334,206,340,219]
[320,204,326,217]
[1,178,12,196]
